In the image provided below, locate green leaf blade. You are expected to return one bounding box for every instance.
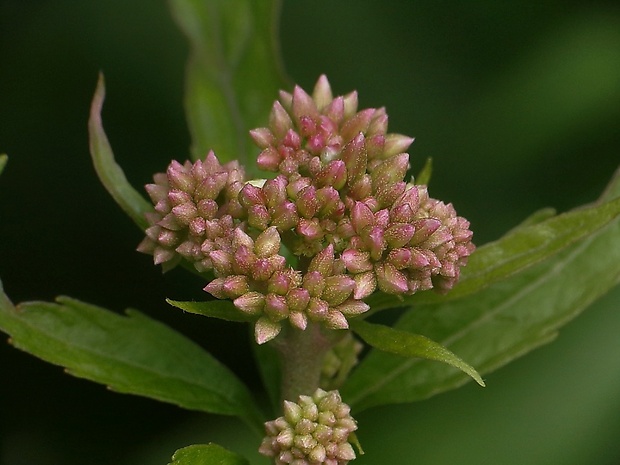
[0,154,7,177]
[166,298,252,323]
[168,444,250,465]
[169,0,288,170]
[350,319,485,387]
[344,167,620,412]
[88,73,152,230]
[0,291,263,429]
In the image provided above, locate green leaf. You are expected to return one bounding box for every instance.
[88,73,152,230]
[169,0,288,170]
[0,154,7,177]
[414,157,433,186]
[168,444,250,465]
[0,289,263,431]
[367,190,620,312]
[350,319,485,387]
[503,206,557,233]
[343,168,620,412]
[166,298,252,323]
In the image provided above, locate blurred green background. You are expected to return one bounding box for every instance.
[1,1,619,464]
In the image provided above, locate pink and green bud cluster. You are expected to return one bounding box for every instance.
[137,151,245,272]
[259,389,358,465]
[206,230,369,344]
[139,76,475,344]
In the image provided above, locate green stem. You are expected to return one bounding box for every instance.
[272,322,332,403]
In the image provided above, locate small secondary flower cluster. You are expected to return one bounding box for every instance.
[259,389,358,465]
[138,76,475,344]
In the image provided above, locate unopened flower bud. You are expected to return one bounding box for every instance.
[260,389,358,465]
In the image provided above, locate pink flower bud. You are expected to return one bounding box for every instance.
[341,249,373,273]
[195,172,227,202]
[209,250,233,276]
[297,218,324,241]
[383,133,415,157]
[233,292,265,315]
[264,294,288,321]
[376,181,406,208]
[312,74,333,111]
[367,107,388,136]
[348,174,372,200]
[296,185,320,219]
[263,175,288,208]
[271,202,299,231]
[317,187,344,219]
[307,297,328,320]
[249,127,275,149]
[384,223,415,249]
[342,90,359,119]
[324,96,345,124]
[351,201,375,234]
[365,226,386,261]
[171,203,197,225]
[203,278,226,299]
[255,226,281,258]
[289,311,308,330]
[222,275,250,298]
[269,100,293,138]
[145,183,168,203]
[251,258,276,281]
[371,152,410,187]
[353,270,377,300]
[257,147,281,171]
[292,85,320,121]
[167,160,195,192]
[316,159,347,190]
[239,183,266,208]
[247,204,270,231]
[375,262,408,294]
[387,247,413,269]
[255,316,281,344]
[343,109,375,144]
[323,275,355,306]
[196,199,218,219]
[286,288,311,313]
[325,310,349,330]
[303,271,326,297]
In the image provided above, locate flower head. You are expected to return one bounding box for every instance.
[139,76,475,342]
[259,389,359,465]
[137,151,245,272]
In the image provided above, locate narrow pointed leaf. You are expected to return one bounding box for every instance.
[169,0,288,169]
[343,168,620,412]
[0,289,263,430]
[168,444,250,465]
[88,74,152,230]
[350,319,485,387]
[414,156,432,186]
[367,185,620,311]
[0,154,7,177]
[167,298,252,323]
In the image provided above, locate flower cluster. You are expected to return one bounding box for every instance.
[137,151,245,272]
[139,75,475,344]
[259,389,358,465]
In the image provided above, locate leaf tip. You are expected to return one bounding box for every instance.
[0,154,8,176]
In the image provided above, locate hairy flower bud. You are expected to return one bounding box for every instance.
[259,389,359,465]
